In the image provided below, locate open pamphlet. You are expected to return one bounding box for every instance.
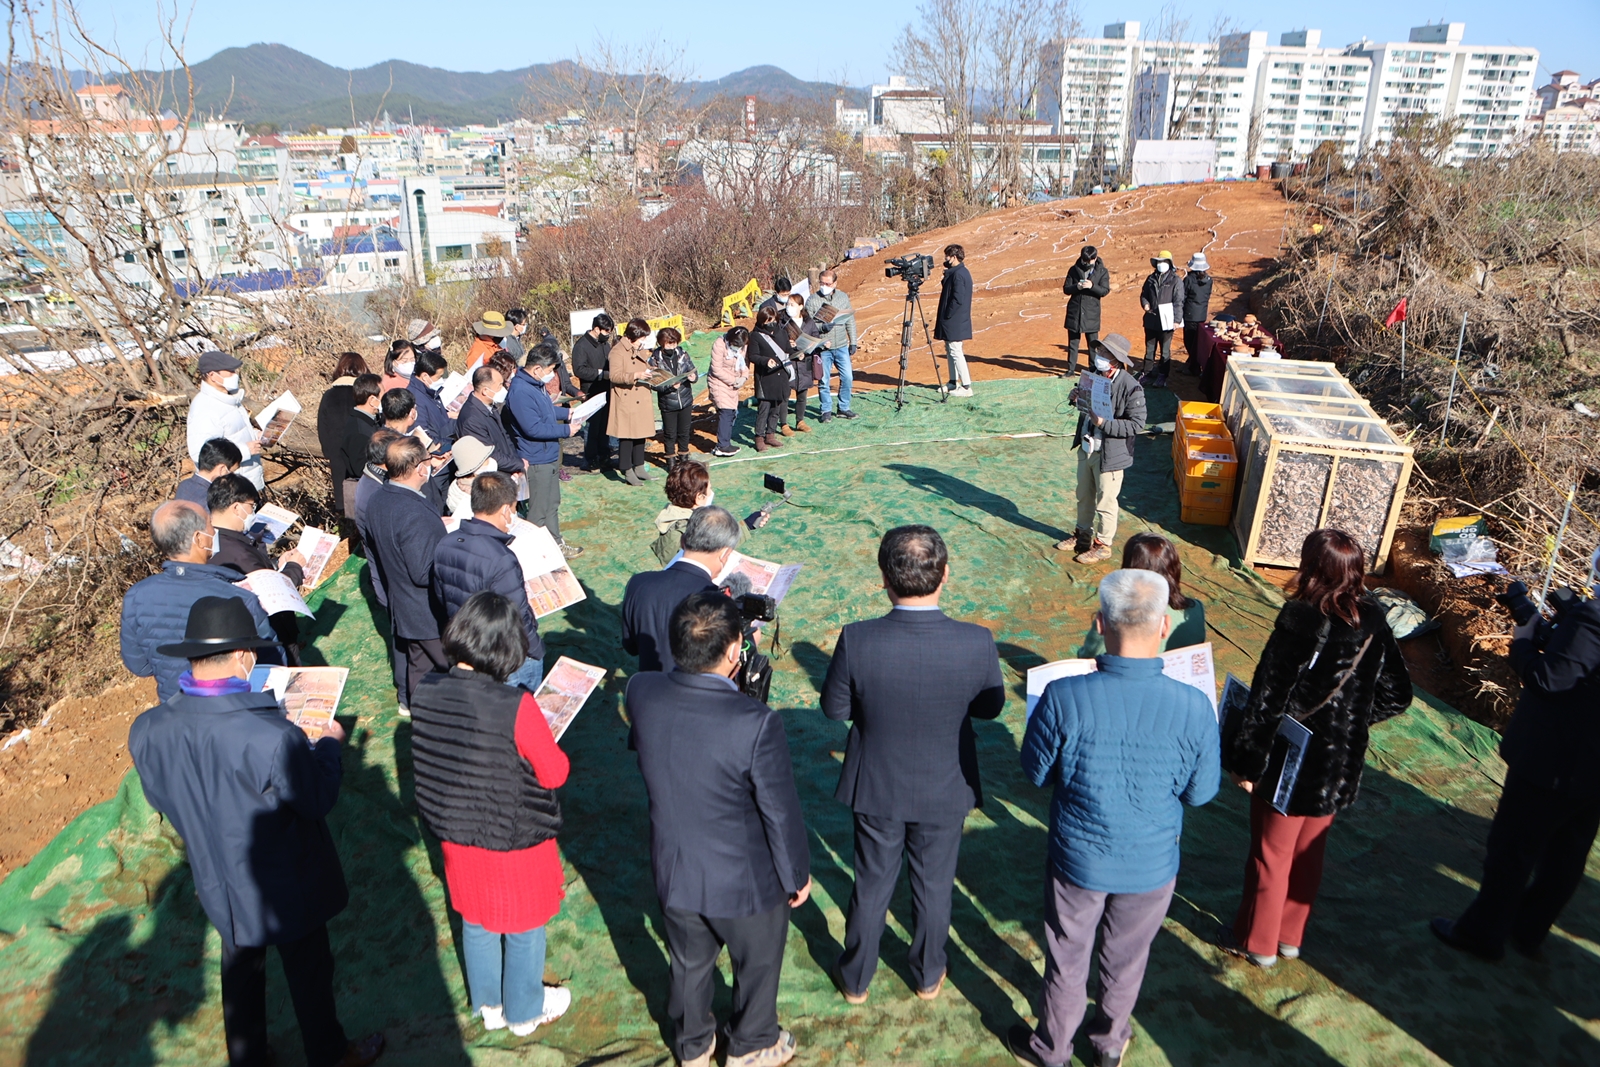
[237,568,314,617]
[295,526,340,589]
[253,391,302,448]
[713,551,803,605]
[1025,642,1218,719]
[531,656,607,742]
[507,517,586,618]
[244,503,298,546]
[438,372,472,418]
[1077,371,1113,420]
[251,665,348,742]
[568,391,607,424]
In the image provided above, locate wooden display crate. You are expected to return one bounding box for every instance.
[1220,358,1413,571]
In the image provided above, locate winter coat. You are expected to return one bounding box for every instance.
[188,384,263,489]
[130,689,347,949]
[570,333,612,393]
[934,262,973,342]
[607,338,659,440]
[1063,259,1111,332]
[119,561,278,703]
[363,482,449,640]
[707,337,750,410]
[1222,598,1412,818]
[503,369,571,467]
[1182,271,1214,324]
[455,392,519,473]
[651,503,695,567]
[317,378,357,510]
[804,288,858,349]
[407,376,455,450]
[431,517,543,662]
[340,409,380,488]
[1501,596,1600,799]
[649,346,698,413]
[790,320,820,391]
[1072,366,1146,473]
[1140,270,1182,334]
[1022,656,1220,894]
[213,527,305,588]
[751,326,794,403]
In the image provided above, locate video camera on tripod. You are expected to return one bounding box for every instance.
[885,253,934,289]
[883,254,944,408]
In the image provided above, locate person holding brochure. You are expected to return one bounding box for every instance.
[822,525,1004,1005]
[408,591,573,1040]
[406,348,457,450]
[707,326,751,456]
[128,596,385,1067]
[1010,568,1218,1067]
[649,326,699,463]
[1138,250,1181,388]
[1076,534,1205,657]
[186,350,265,490]
[1219,529,1411,969]
[208,473,307,664]
[504,347,585,557]
[606,317,660,485]
[621,506,737,674]
[1060,334,1144,564]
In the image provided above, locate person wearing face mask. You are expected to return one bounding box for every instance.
[934,244,975,397]
[406,347,457,451]
[570,313,617,473]
[128,596,386,1067]
[1058,333,1145,564]
[1181,254,1214,376]
[650,460,719,566]
[750,306,793,453]
[1062,245,1111,374]
[119,499,279,703]
[621,505,739,674]
[606,317,662,485]
[465,311,511,374]
[783,296,817,434]
[804,268,859,421]
[649,326,700,462]
[187,350,265,490]
[708,326,752,457]
[383,340,418,393]
[457,366,521,476]
[504,348,586,556]
[1139,250,1181,388]
[207,473,309,664]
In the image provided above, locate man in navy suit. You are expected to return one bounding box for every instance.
[822,524,1005,1003]
[628,592,810,1067]
[621,506,741,673]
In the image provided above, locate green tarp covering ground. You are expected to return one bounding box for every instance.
[3,376,1598,1066]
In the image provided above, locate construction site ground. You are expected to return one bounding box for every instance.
[5,181,1595,1067]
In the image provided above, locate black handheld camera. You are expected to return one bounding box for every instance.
[738,592,778,623]
[1496,580,1583,649]
[885,253,934,290]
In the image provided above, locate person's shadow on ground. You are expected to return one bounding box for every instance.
[887,463,1072,544]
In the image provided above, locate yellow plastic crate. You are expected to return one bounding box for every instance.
[1180,502,1232,526]
[1179,401,1223,422]
[1178,418,1228,442]
[1177,440,1237,480]
[1179,487,1234,512]
[1180,471,1235,495]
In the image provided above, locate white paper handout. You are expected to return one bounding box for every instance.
[295,526,340,589]
[532,656,608,742]
[254,665,348,741]
[713,551,802,604]
[438,372,472,417]
[1077,372,1113,421]
[568,391,607,424]
[506,517,586,618]
[237,568,314,617]
[244,503,299,546]
[1025,642,1218,719]
[253,391,302,448]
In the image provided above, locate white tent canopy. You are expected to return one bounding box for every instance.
[1131,140,1216,186]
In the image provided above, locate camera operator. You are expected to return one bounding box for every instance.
[621,506,740,673]
[804,268,859,422]
[1433,554,1600,962]
[934,245,974,397]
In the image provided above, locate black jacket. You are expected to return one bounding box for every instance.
[935,262,973,342]
[129,690,347,948]
[340,409,380,487]
[1063,259,1111,333]
[431,517,543,661]
[751,325,793,403]
[621,560,718,673]
[1501,597,1600,798]
[318,383,357,509]
[570,333,612,393]
[1222,598,1412,817]
[1141,270,1182,332]
[455,392,520,473]
[213,526,305,588]
[821,607,1005,821]
[364,482,448,640]
[627,670,810,917]
[1182,271,1214,324]
[650,346,697,412]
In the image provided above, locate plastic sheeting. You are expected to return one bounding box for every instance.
[1132,139,1217,186]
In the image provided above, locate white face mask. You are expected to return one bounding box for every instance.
[1155,262,1170,274]
[536,371,555,385]
[787,306,802,321]
[730,346,745,358]
[208,530,221,555]
[241,508,258,530]
[221,374,241,393]
[393,360,415,377]
[704,489,715,506]
[492,387,508,405]
[820,285,834,296]
[1093,355,1112,373]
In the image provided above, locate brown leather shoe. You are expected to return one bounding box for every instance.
[1075,542,1114,564]
[780,424,795,436]
[832,962,868,1005]
[915,971,947,1001]
[755,436,770,452]
[794,421,810,432]
[765,434,784,448]
[333,1033,385,1067]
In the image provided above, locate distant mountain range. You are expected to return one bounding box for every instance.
[152,43,865,128]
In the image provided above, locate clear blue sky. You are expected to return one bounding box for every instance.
[70,0,1598,86]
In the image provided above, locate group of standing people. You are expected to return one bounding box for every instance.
[1059,243,1214,387]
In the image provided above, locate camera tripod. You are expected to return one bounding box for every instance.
[894,281,947,411]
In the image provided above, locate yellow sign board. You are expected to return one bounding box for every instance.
[719,279,762,326]
[646,313,684,336]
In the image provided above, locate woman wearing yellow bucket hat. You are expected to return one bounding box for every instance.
[1139,250,1180,388]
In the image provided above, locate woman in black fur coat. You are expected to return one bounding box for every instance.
[1220,528,1413,967]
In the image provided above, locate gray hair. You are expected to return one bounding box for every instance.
[150,499,209,559]
[1098,568,1170,634]
[819,269,837,283]
[681,505,743,553]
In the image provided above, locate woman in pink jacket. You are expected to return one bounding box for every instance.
[707,325,751,457]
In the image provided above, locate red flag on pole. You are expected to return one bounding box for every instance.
[1383,297,1408,329]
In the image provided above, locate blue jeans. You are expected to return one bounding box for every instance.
[507,656,544,692]
[462,921,547,1025]
[818,346,853,413]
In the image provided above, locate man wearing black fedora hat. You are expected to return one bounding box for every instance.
[129,597,384,1067]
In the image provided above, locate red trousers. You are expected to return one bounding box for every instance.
[1233,791,1336,956]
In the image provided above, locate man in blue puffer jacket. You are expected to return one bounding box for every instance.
[1010,568,1219,1067]
[430,469,545,691]
[121,499,279,702]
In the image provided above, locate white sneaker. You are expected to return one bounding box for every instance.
[480,1005,506,1031]
[509,985,571,1036]
[397,704,411,718]
[950,384,974,398]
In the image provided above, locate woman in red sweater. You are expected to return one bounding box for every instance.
[408,591,572,1036]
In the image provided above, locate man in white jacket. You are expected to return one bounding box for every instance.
[186,351,264,489]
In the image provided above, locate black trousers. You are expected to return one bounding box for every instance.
[397,635,447,708]
[839,812,963,994]
[661,900,789,1062]
[617,437,647,470]
[1454,774,1600,952]
[1066,330,1098,372]
[581,386,611,468]
[790,387,810,425]
[221,924,347,1067]
[1143,328,1174,371]
[755,398,782,438]
[659,407,693,455]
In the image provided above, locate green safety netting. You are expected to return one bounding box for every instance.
[4,373,1597,1067]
